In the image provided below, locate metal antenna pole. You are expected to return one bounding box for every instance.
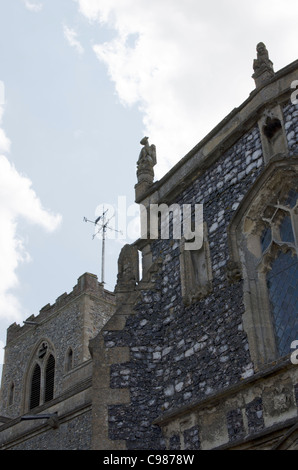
[101,209,106,284]
[101,230,105,284]
[83,208,122,286]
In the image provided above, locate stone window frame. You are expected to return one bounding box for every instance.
[180,222,213,306]
[65,347,74,373]
[23,339,56,412]
[8,381,14,407]
[228,156,298,368]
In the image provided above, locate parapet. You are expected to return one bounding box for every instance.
[6,273,115,344]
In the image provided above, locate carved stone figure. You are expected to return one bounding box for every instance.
[252,42,274,87]
[226,260,242,284]
[136,136,156,184]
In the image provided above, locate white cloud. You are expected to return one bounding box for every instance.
[0,128,11,155]
[21,0,43,12]
[63,25,84,55]
[76,0,298,178]
[0,84,10,154]
[0,102,62,323]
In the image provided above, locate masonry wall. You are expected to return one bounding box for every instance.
[0,404,92,450]
[284,101,298,155]
[100,124,265,449]
[10,411,92,450]
[1,299,85,418]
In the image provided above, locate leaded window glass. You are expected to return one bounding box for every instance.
[284,188,298,208]
[261,189,298,358]
[279,214,295,244]
[267,250,298,356]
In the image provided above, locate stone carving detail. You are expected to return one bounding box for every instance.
[38,342,48,359]
[258,106,288,163]
[263,110,282,140]
[252,42,274,88]
[226,260,242,284]
[136,136,156,185]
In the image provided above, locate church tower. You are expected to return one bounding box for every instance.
[0,273,115,449]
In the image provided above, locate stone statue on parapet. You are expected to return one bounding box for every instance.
[252,42,274,87]
[136,137,156,183]
[135,136,157,200]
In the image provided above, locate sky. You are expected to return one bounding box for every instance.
[0,0,298,375]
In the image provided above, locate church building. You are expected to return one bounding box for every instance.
[1,44,298,450]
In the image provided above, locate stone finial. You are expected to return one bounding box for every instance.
[252,42,274,88]
[115,244,139,294]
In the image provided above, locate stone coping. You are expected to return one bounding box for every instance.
[136,59,298,205]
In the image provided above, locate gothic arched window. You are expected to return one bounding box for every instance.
[228,158,298,367]
[30,363,41,410]
[27,341,56,410]
[44,354,55,403]
[260,188,298,358]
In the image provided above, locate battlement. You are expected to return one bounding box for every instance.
[6,273,115,344]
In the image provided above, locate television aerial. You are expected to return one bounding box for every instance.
[83,208,122,284]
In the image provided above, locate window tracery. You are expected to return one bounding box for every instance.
[228,158,298,367]
[258,188,298,358]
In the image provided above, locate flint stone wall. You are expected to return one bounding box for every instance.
[104,124,267,449]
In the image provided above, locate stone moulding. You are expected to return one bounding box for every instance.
[228,156,298,267]
[153,358,298,450]
[228,156,298,265]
